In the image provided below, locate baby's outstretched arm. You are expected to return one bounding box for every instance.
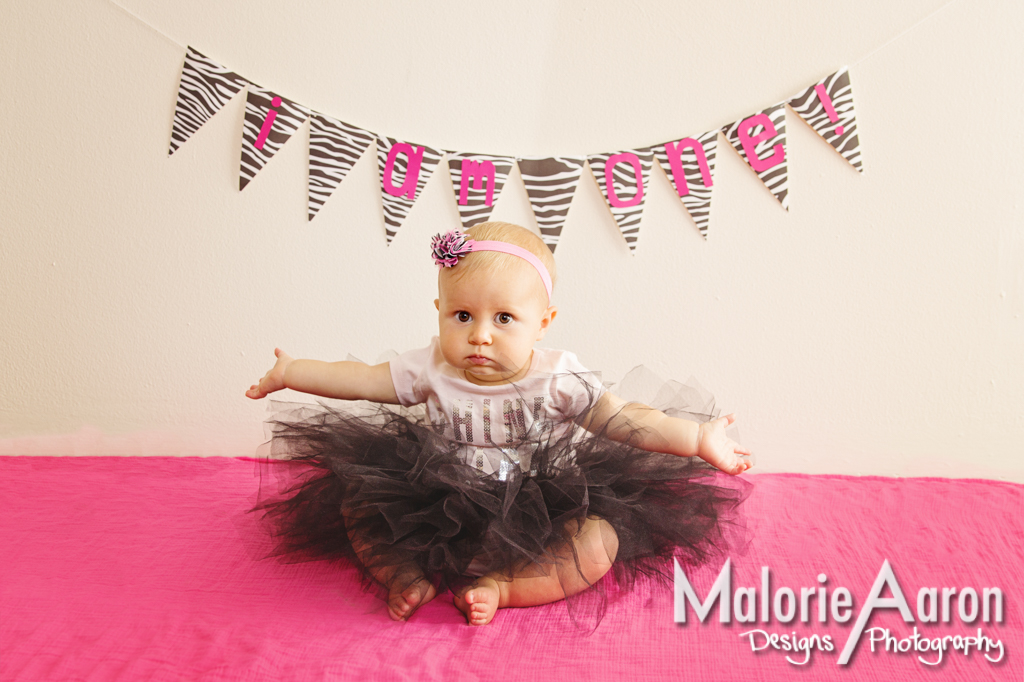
[583,392,754,475]
[245,348,400,403]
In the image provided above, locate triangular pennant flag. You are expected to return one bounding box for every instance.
[788,67,863,172]
[722,103,789,210]
[652,129,719,240]
[375,137,443,243]
[169,46,247,156]
[308,113,375,221]
[516,157,585,253]
[446,152,514,229]
[239,85,311,191]
[587,148,655,253]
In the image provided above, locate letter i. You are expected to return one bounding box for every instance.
[255,96,282,150]
[813,85,844,136]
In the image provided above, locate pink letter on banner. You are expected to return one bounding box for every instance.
[254,96,282,151]
[383,143,425,199]
[605,153,644,208]
[738,114,785,173]
[459,159,497,206]
[663,138,714,197]
[813,83,844,135]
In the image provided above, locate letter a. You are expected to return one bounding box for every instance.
[383,143,425,199]
[838,560,914,665]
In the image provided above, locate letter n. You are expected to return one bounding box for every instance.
[663,138,714,196]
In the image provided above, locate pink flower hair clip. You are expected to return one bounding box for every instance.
[430,230,474,268]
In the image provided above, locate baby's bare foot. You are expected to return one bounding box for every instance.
[454,577,502,626]
[388,575,436,622]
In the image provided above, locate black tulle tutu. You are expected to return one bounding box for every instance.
[251,367,749,628]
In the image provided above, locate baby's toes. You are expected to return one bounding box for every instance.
[459,583,500,626]
[469,603,491,625]
[387,596,411,621]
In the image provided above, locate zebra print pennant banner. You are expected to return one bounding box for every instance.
[587,148,655,253]
[308,113,376,221]
[446,152,515,229]
[788,67,863,173]
[375,137,443,243]
[722,103,790,210]
[240,85,311,191]
[169,46,248,156]
[516,157,585,254]
[652,129,719,240]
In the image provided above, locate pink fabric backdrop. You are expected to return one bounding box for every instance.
[1,456,1020,681]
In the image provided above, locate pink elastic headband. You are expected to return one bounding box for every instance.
[430,230,553,304]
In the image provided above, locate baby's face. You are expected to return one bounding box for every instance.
[435,261,556,386]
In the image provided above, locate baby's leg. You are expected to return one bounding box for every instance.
[454,516,619,625]
[343,505,436,621]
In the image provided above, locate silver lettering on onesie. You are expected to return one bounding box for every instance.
[503,399,527,443]
[452,399,473,442]
[497,447,521,481]
[483,398,493,444]
[533,396,545,421]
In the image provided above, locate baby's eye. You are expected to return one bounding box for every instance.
[495,313,514,325]
[457,311,472,322]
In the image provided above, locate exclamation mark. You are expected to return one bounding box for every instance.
[813,84,844,136]
[255,96,282,150]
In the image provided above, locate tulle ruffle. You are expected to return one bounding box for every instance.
[250,366,750,629]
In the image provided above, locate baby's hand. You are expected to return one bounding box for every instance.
[246,348,294,399]
[696,413,754,475]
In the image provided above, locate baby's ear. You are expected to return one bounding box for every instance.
[434,298,440,311]
[537,306,558,339]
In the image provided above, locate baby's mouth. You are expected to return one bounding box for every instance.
[467,355,491,365]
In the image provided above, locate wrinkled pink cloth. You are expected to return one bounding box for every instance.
[1,456,1021,681]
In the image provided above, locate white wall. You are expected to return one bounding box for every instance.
[1,0,1021,481]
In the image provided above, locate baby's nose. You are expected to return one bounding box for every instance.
[468,323,492,345]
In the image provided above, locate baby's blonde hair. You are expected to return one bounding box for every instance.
[440,222,557,301]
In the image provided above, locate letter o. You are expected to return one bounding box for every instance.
[604,153,644,208]
[774,588,796,623]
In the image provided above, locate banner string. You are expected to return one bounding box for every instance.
[107,0,961,71]
[105,0,183,48]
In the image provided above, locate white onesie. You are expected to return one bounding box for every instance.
[389,337,605,478]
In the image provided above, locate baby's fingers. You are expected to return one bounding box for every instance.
[246,382,268,400]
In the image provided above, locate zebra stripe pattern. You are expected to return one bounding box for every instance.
[587,148,655,253]
[375,137,443,244]
[515,157,585,253]
[308,113,376,221]
[652,129,719,240]
[722,103,790,210]
[240,84,311,191]
[788,67,863,173]
[446,152,515,229]
[169,46,247,156]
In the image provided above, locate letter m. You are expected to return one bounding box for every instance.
[459,159,497,206]
[675,558,731,623]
